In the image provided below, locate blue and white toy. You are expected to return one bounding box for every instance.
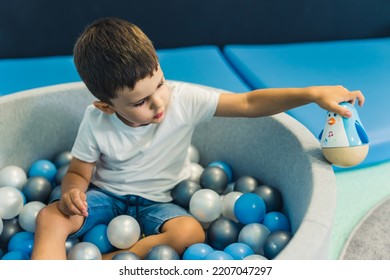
[319,102,369,167]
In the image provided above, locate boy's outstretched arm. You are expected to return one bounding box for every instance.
[215,85,365,118]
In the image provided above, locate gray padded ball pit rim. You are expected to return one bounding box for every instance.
[0,81,336,259]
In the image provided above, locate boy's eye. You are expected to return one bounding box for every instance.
[157,80,164,88]
[133,99,145,107]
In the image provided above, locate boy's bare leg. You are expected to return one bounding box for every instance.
[31,202,85,260]
[103,216,205,260]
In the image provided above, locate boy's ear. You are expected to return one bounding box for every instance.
[93,101,116,114]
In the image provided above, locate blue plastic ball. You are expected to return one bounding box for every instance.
[234,193,266,224]
[262,211,291,233]
[82,224,114,254]
[1,250,30,260]
[204,250,234,260]
[8,231,34,256]
[28,159,57,182]
[208,161,233,183]
[223,242,254,260]
[183,243,214,260]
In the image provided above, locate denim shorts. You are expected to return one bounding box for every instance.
[50,185,191,238]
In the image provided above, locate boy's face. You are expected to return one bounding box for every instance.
[95,66,170,127]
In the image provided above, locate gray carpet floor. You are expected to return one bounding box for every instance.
[340,195,390,259]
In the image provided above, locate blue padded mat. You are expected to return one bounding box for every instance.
[0,56,81,96]
[0,46,249,96]
[224,38,390,167]
[157,46,250,92]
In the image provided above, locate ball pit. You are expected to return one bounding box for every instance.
[0,82,337,259]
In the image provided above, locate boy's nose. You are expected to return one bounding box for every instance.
[150,93,163,110]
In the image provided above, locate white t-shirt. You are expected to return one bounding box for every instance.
[71,82,220,202]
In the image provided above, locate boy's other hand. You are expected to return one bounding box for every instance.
[59,188,89,217]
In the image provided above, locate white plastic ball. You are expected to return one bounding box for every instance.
[18,201,46,232]
[0,165,27,190]
[189,189,222,223]
[0,186,24,219]
[189,162,204,183]
[221,191,243,222]
[67,242,102,260]
[243,254,268,260]
[107,215,140,249]
[188,144,200,163]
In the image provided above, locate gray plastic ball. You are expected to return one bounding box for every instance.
[55,164,69,185]
[238,223,270,255]
[264,231,292,259]
[67,242,102,260]
[22,176,52,203]
[200,166,228,194]
[171,179,201,209]
[253,185,283,212]
[145,244,180,260]
[53,150,73,168]
[112,251,140,260]
[207,217,239,250]
[0,217,23,249]
[234,176,259,193]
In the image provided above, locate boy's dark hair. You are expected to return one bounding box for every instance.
[73,17,159,104]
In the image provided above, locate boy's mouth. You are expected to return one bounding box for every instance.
[153,111,164,119]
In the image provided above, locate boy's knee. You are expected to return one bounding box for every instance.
[168,216,205,246]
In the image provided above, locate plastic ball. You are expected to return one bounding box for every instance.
[171,179,201,209]
[0,186,24,219]
[244,254,268,260]
[82,224,114,254]
[55,164,69,185]
[0,219,3,236]
[208,161,233,183]
[182,243,214,260]
[238,223,270,255]
[107,215,140,249]
[264,231,293,259]
[145,244,180,260]
[221,191,242,222]
[253,185,283,212]
[65,237,80,254]
[262,211,291,233]
[53,150,73,168]
[8,231,34,256]
[234,193,266,225]
[188,144,200,163]
[28,159,57,182]
[1,250,30,260]
[200,166,228,194]
[0,165,27,190]
[189,189,222,223]
[189,162,204,183]
[18,201,46,232]
[0,217,23,249]
[234,176,259,193]
[112,251,140,260]
[22,176,52,203]
[204,250,234,260]
[48,185,62,203]
[207,217,239,250]
[67,241,102,260]
[224,242,254,260]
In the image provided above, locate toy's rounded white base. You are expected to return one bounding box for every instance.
[322,145,369,167]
